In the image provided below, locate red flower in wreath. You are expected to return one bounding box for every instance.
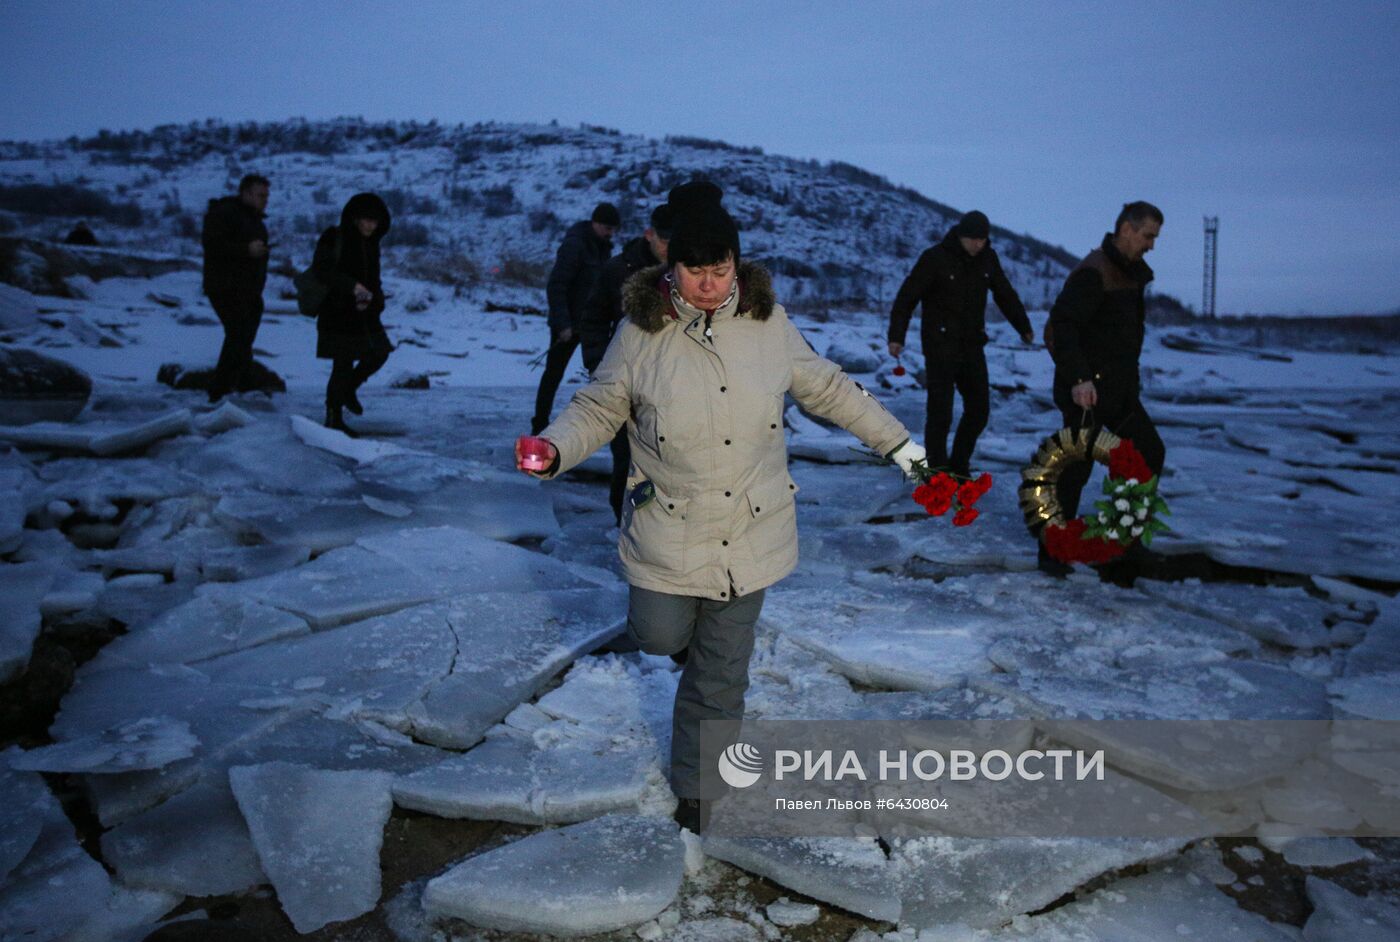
[953,506,979,527]
[1108,442,1154,483]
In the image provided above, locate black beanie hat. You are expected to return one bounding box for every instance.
[955,210,990,240]
[649,203,675,239]
[665,181,740,266]
[591,202,621,227]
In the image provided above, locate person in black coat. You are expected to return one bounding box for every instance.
[63,221,98,246]
[202,174,270,402]
[1043,200,1166,573]
[313,192,393,435]
[887,210,1034,476]
[530,202,618,435]
[579,203,673,524]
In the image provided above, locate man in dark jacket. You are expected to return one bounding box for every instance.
[579,203,673,524]
[888,210,1033,476]
[63,221,98,246]
[202,174,270,402]
[1043,201,1165,573]
[530,201,618,434]
[314,192,393,436]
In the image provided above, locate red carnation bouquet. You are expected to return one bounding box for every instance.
[909,463,993,527]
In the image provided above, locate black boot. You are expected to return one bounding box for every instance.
[670,647,689,666]
[1037,544,1072,579]
[673,797,711,834]
[344,388,364,416]
[325,404,357,438]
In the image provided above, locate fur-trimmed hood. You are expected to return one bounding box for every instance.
[620,262,776,334]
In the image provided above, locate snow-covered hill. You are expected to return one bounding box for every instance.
[0,117,1075,308]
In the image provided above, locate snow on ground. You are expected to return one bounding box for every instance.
[0,258,1397,939]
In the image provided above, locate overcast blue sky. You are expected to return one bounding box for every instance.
[3,1,1398,314]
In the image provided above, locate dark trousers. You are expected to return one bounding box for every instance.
[210,296,262,397]
[531,328,580,435]
[626,584,765,800]
[924,344,990,473]
[608,429,631,525]
[1055,397,1166,522]
[326,347,389,408]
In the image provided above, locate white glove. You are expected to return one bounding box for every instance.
[890,440,927,478]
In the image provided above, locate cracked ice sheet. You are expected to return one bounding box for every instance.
[701,835,901,922]
[1136,578,1337,650]
[214,474,561,553]
[57,602,455,824]
[212,525,598,631]
[34,455,201,510]
[1303,876,1400,941]
[746,632,1037,757]
[760,579,1005,692]
[1344,602,1400,677]
[230,762,394,934]
[0,561,60,683]
[403,585,629,748]
[423,814,685,937]
[395,654,674,823]
[87,583,310,673]
[973,867,1300,940]
[164,417,361,497]
[101,776,265,897]
[100,712,440,898]
[0,786,115,942]
[789,460,912,527]
[7,716,198,773]
[893,836,1192,931]
[979,631,1330,792]
[1157,445,1400,582]
[764,568,1258,695]
[0,760,49,883]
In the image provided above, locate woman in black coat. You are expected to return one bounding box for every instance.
[313,192,393,434]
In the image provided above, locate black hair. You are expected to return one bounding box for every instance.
[238,174,270,193]
[1115,201,1163,232]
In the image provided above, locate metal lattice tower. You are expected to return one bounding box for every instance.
[1202,216,1219,317]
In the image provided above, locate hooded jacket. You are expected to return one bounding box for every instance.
[541,263,910,601]
[546,220,613,334]
[888,228,1031,350]
[1048,233,1154,414]
[313,192,392,360]
[201,195,269,307]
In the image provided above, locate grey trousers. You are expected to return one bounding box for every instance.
[626,584,765,800]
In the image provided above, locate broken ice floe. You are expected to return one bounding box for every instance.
[230,762,394,933]
[423,814,684,936]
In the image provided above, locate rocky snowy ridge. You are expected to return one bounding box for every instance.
[0,117,1077,308]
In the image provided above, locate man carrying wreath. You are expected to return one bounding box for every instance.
[1042,201,1166,575]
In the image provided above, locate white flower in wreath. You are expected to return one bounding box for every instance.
[1114,498,1130,511]
[1136,507,1148,520]
[1119,513,1134,527]
[1126,478,1139,486]
[1131,525,1144,536]
[1107,529,1121,540]
[1114,483,1127,495]
[1097,512,1108,523]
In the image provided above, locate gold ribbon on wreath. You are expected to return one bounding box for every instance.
[1018,426,1122,534]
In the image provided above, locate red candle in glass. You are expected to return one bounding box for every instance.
[518,435,554,472]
